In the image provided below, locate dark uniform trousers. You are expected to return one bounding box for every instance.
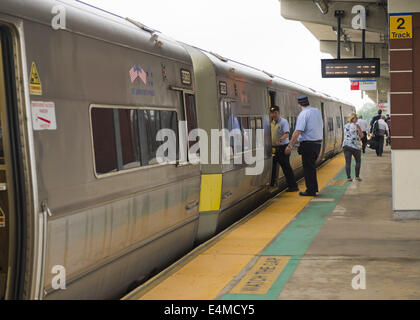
[272,145,298,189]
[361,132,367,153]
[300,141,321,194]
[375,135,385,156]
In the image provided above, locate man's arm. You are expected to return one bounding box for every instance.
[284,130,302,155]
[277,132,289,145]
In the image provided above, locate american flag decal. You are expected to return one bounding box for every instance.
[129,64,149,85]
[129,65,139,83]
[138,65,147,85]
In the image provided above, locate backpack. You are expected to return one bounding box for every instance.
[372,120,379,136]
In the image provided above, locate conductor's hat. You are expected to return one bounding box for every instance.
[298,96,309,106]
[270,106,280,112]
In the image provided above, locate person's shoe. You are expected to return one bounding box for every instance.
[287,187,299,192]
[299,191,316,197]
[347,177,353,181]
[355,177,362,181]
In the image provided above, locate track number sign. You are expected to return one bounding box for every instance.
[390,13,412,39]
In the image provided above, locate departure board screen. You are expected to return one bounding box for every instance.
[321,58,380,78]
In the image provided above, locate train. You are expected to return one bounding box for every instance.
[0,0,355,299]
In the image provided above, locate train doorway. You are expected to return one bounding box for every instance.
[0,26,26,300]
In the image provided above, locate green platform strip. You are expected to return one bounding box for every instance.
[221,167,350,300]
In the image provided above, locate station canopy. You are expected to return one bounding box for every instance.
[279,0,389,103]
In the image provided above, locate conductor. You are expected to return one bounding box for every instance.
[285,96,323,196]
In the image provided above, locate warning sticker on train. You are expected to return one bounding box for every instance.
[31,101,57,130]
[29,62,42,95]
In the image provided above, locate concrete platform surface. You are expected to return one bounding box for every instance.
[124,146,420,300]
[278,146,420,299]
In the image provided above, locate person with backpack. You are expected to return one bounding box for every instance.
[357,115,369,153]
[370,109,382,133]
[375,115,390,156]
[385,114,391,146]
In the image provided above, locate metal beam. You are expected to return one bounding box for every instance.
[280,0,388,34]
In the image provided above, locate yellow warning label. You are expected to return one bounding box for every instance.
[390,14,412,39]
[230,256,289,295]
[29,61,42,95]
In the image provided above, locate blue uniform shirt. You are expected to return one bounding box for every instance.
[271,117,290,146]
[295,106,323,142]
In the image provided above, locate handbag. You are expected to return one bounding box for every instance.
[368,139,379,150]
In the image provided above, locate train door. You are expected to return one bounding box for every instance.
[339,106,344,146]
[319,101,326,160]
[0,26,26,300]
[267,90,276,185]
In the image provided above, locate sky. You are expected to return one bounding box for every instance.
[81,0,373,110]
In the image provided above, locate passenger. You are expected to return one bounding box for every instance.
[343,113,363,181]
[270,106,299,191]
[385,114,391,146]
[285,96,323,197]
[376,115,390,157]
[370,109,382,133]
[357,115,369,153]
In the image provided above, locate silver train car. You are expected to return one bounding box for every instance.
[0,0,355,299]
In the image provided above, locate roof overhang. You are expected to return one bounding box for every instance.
[280,0,389,103]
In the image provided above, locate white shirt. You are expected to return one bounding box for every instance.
[357,119,369,132]
[378,119,389,131]
[295,106,323,141]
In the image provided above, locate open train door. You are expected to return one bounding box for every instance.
[339,106,344,146]
[319,101,326,161]
[0,26,27,300]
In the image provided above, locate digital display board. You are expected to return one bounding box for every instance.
[321,58,380,78]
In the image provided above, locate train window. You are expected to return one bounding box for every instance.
[241,117,251,152]
[328,117,334,132]
[336,116,342,129]
[141,109,179,165]
[91,108,118,174]
[159,110,179,162]
[221,101,242,156]
[91,106,179,176]
[288,116,296,134]
[256,118,262,130]
[222,101,231,131]
[119,109,141,169]
[249,118,256,150]
[269,91,276,108]
[231,115,241,155]
[288,117,293,133]
[143,109,161,165]
[184,94,198,150]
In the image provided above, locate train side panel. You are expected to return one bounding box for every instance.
[18,8,201,299]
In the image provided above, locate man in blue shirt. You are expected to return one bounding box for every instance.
[270,106,298,191]
[285,96,323,196]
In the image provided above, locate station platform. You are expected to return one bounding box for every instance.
[123,146,420,300]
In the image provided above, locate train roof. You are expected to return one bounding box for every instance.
[2,0,354,108]
[196,47,354,107]
[0,0,192,64]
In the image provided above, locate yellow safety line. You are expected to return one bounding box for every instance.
[131,155,346,300]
